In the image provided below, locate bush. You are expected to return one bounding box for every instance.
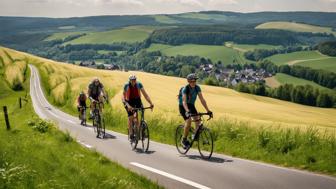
[27,118,53,133]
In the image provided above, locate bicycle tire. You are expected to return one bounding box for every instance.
[140,121,150,152]
[175,125,193,154]
[130,123,138,150]
[198,127,214,159]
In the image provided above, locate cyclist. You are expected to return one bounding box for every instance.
[77,91,87,125]
[178,73,212,149]
[87,77,106,118]
[122,74,154,141]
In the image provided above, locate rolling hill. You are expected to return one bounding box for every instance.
[256,21,336,36]
[266,50,336,72]
[1,46,335,129]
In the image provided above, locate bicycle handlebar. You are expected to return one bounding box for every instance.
[189,112,213,120]
[132,106,153,111]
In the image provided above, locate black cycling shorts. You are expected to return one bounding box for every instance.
[125,98,143,117]
[179,104,197,120]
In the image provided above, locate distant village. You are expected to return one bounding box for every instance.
[200,63,272,86]
[78,60,272,86]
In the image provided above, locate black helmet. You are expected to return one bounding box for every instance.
[187,73,198,81]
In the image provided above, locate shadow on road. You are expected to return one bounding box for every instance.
[181,154,233,164]
[103,133,116,139]
[134,149,156,154]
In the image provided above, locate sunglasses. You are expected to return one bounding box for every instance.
[189,80,196,83]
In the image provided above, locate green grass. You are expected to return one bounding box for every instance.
[64,26,158,44]
[256,21,336,36]
[32,60,336,176]
[97,50,124,55]
[146,43,248,65]
[44,32,85,41]
[152,15,180,24]
[297,57,336,73]
[0,62,161,189]
[225,42,282,52]
[274,73,334,92]
[266,51,327,65]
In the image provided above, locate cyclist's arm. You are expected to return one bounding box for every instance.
[122,91,131,109]
[198,92,210,112]
[140,88,153,107]
[182,93,190,112]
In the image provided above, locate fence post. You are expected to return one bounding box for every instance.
[3,106,10,130]
[19,97,22,108]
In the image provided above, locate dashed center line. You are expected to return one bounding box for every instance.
[130,162,211,189]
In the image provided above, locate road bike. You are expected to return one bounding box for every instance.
[175,112,214,159]
[128,107,152,152]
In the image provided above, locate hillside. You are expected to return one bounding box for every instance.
[256,21,336,36]
[1,46,335,129]
[0,49,161,189]
[266,50,336,72]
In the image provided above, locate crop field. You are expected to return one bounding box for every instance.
[272,73,334,92]
[1,46,336,129]
[146,43,246,65]
[63,26,159,44]
[225,42,282,52]
[256,21,336,36]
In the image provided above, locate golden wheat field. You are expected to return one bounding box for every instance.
[1,46,336,129]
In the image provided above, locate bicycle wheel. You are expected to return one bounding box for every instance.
[95,113,102,138]
[130,124,138,150]
[101,115,105,138]
[140,121,149,152]
[175,125,192,154]
[198,127,214,159]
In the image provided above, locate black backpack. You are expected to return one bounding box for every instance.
[177,85,199,102]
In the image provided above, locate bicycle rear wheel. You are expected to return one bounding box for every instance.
[140,121,149,152]
[175,125,192,154]
[198,127,214,159]
[130,124,138,150]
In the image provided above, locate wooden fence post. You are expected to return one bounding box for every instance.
[3,106,10,130]
[19,97,22,108]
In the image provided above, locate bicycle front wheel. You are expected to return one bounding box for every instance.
[95,114,102,138]
[140,121,149,152]
[198,127,214,159]
[175,125,189,154]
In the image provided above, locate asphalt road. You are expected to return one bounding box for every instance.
[29,65,336,189]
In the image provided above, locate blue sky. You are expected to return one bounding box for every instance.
[1,0,335,17]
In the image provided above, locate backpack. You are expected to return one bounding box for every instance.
[177,85,199,102]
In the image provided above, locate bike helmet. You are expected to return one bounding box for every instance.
[129,74,137,81]
[186,73,198,81]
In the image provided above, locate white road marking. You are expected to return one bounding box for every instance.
[130,162,211,189]
[77,140,93,149]
[67,120,76,124]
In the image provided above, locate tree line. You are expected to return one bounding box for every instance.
[235,83,335,108]
[244,46,314,61]
[150,26,335,46]
[317,41,336,57]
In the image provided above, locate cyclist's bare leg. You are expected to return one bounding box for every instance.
[183,118,192,139]
[128,115,133,136]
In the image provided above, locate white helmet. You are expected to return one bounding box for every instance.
[129,74,137,81]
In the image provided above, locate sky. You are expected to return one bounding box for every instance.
[0,0,335,17]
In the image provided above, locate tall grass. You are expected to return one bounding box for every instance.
[0,62,162,189]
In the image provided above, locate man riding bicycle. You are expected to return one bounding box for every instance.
[122,74,154,141]
[88,77,106,118]
[77,91,87,125]
[178,73,212,149]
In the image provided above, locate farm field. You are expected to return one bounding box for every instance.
[1,46,336,129]
[271,73,334,92]
[146,43,247,65]
[63,26,159,44]
[256,21,336,36]
[225,42,282,52]
[44,31,85,41]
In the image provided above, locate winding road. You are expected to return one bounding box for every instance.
[29,65,336,189]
